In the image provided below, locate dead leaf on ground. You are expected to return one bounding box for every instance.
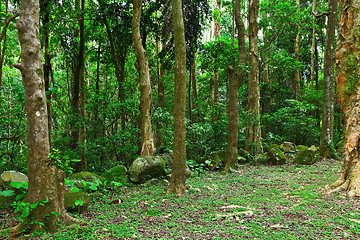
[215,211,254,219]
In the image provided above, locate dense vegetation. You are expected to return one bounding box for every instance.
[0,0,342,175]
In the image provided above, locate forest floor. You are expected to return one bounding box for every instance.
[1,159,360,239]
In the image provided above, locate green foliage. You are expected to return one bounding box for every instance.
[262,99,320,146]
[49,149,80,175]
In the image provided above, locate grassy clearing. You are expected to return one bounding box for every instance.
[1,159,360,239]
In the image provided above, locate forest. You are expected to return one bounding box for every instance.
[1,0,360,239]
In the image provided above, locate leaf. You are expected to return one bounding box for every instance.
[89,185,97,191]
[75,200,84,206]
[0,190,15,197]
[51,211,60,217]
[30,201,38,209]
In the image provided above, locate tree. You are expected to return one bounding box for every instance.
[294,0,301,98]
[245,0,263,153]
[12,0,77,234]
[328,0,360,197]
[71,0,87,171]
[224,0,245,172]
[167,0,187,196]
[319,0,337,157]
[132,0,155,157]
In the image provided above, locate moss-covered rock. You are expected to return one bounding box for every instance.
[155,148,173,167]
[101,165,128,184]
[268,144,286,165]
[280,142,296,153]
[294,150,316,165]
[0,195,15,210]
[308,145,318,153]
[129,156,166,183]
[70,171,104,183]
[252,153,270,165]
[209,150,226,170]
[0,171,28,189]
[296,145,308,151]
[64,191,91,212]
[238,149,251,162]
[237,156,247,164]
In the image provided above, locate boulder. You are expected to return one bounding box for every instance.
[0,171,28,189]
[64,191,91,213]
[252,153,270,165]
[155,147,173,167]
[268,145,286,165]
[280,142,296,153]
[294,150,316,165]
[209,150,226,170]
[70,171,104,183]
[0,194,15,210]
[296,145,308,151]
[101,165,128,184]
[129,156,166,183]
[308,145,318,153]
[238,149,251,162]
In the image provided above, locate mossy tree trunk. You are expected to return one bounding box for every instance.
[319,0,337,157]
[167,0,187,196]
[328,0,360,197]
[12,0,78,235]
[132,0,155,157]
[245,0,263,154]
[224,0,245,172]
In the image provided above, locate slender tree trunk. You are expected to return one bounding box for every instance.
[212,0,221,122]
[328,0,360,197]
[310,0,316,91]
[224,0,245,172]
[191,54,197,122]
[320,0,337,157]
[12,0,78,234]
[71,0,87,172]
[132,0,155,156]
[245,0,263,154]
[294,0,301,98]
[315,40,319,90]
[41,0,53,148]
[167,0,187,196]
[188,64,192,123]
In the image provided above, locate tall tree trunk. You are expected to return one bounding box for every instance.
[132,0,155,156]
[328,0,360,197]
[191,54,197,122]
[71,0,87,172]
[224,0,245,172]
[294,0,301,98]
[319,0,337,157]
[310,0,316,91]
[41,0,52,148]
[212,0,221,122]
[245,0,263,154]
[12,0,78,234]
[315,40,319,90]
[167,0,187,196]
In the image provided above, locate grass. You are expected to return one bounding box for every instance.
[1,159,360,239]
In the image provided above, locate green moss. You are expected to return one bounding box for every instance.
[294,150,316,165]
[64,191,91,212]
[345,54,359,95]
[209,150,226,170]
[268,144,286,165]
[252,153,270,165]
[70,171,104,183]
[101,165,128,184]
[296,145,308,151]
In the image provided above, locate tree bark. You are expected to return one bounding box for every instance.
[319,0,337,157]
[132,0,155,156]
[41,0,53,148]
[12,0,77,234]
[167,0,187,196]
[212,0,221,122]
[224,0,245,172]
[328,0,360,198]
[310,0,316,91]
[294,0,301,98]
[245,0,263,154]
